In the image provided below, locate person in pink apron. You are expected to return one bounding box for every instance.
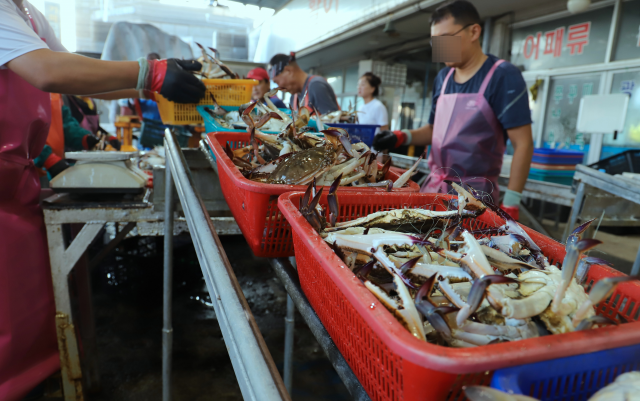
[1,2,205,399]
[373,1,534,220]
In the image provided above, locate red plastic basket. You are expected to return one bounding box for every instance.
[278,191,640,401]
[206,132,420,257]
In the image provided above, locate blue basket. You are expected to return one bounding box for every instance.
[197,105,290,134]
[491,343,640,401]
[532,148,585,165]
[324,123,379,147]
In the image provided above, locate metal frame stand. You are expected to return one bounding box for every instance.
[44,194,239,400]
[566,165,640,275]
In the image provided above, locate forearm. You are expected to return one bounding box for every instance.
[90,89,141,100]
[7,49,139,94]
[408,124,433,147]
[508,140,534,192]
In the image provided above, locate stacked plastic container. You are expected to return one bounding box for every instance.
[528,148,584,185]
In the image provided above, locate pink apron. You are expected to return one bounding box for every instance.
[0,11,60,401]
[422,59,506,203]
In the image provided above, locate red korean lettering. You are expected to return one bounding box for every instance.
[523,32,541,60]
[543,30,555,55]
[567,22,590,55]
[554,27,564,58]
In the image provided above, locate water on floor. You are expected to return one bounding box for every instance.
[45,235,350,401]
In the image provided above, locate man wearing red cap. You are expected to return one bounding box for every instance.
[247,67,287,109]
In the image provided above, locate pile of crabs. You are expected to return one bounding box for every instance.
[298,177,637,348]
[215,90,421,188]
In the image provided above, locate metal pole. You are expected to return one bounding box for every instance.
[270,258,371,401]
[482,17,492,55]
[163,159,175,401]
[164,130,289,401]
[283,296,295,394]
[631,245,640,276]
[564,181,586,242]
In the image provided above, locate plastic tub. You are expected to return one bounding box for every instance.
[197,105,291,134]
[325,123,380,147]
[532,148,584,165]
[278,191,640,401]
[588,150,640,175]
[156,79,257,125]
[491,343,640,400]
[206,132,420,258]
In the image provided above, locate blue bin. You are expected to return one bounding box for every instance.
[491,343,640,401]
[325,123,380,147]
[197,105,291,134]
[532,148,584,165]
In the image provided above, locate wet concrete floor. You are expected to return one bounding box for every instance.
[46,235,350,401]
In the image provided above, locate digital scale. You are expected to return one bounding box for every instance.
[49,151,148,194]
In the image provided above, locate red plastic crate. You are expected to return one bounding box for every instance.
[206,132,420,257]
[278,191,640,401]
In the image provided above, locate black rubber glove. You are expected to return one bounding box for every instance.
[372,130,406,151]
[107,136,121,150]
[146,59,206,104]
[85,135,99,150]
[48,159,70,178]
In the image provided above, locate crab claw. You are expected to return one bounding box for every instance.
[575,315,619,331]
[576,256,613,284]
[457,275,519,326]
[255,112,283,129]
[327,174,342,227]
[572,274,639,325]
[415,279,453,337]
[241,100,258,116]
[224,143,235,159]
[379,157,391,180]
[353,260,375,279]
[399,256,422,274]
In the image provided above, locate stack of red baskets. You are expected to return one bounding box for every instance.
[278,191,640,401]
[206,132,420,257]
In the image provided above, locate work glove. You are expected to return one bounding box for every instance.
[48,159,70,178]
[501,189,522,221]
[107,136,121,150]
[85,134,121,150]
[143,59,206,104]
[372,129,411,151]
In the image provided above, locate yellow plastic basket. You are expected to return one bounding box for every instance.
[156,79,258,125]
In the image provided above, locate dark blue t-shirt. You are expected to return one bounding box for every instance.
[428,54,531,141]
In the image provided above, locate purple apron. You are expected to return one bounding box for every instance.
[422,59,506,203]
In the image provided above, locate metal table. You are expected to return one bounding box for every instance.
[567,164,640,275]
[43,156,240,400]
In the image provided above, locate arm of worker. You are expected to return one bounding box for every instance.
[59,105,120,151]
[504,123,534,199]
[6,50,204,103]
[371,124,433,150]
[91,89,141,101]
[33,144,69,178]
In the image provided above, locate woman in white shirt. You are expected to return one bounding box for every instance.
[356,72,389,130]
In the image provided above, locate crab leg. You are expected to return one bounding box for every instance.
[576,256,612,285]
[481,245,539,271]
[393,155,422,188]
[456,275,519,326]
[574,315,619,331]
[365,275,426,340]
[551,238,602,313]
[571,274,639,325]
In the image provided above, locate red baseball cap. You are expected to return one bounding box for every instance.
[247,67,270,81]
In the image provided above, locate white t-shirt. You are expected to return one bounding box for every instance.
[0,0,66,69]
[357,98,389,127]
